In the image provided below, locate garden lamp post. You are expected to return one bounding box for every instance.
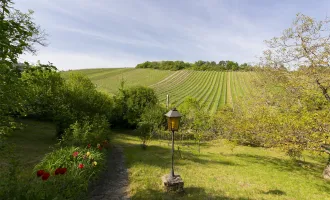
[165,108,181,179]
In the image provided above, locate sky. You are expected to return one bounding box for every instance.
[15,0,330,70]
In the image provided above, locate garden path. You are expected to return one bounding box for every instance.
[89,146,129,200]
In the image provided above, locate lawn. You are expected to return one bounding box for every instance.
[113,133,330,200]
[0,120,57,179]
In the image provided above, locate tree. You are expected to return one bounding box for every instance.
[0,0,47,137]
[261,13,330,178]
[114,86,158,127]
[178,97,210,153]
[261,13,330,101]
[1,0,47,65]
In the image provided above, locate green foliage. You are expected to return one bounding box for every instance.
[140,104,167,131]
[136,122,153,148]
[0,0,46,137]
[178,97,211,152]
[61,114,110,147]
[0,63,26,137]
[114,85,158,127]
[137,104,167,147]
[63,73,114,121]
[136,60,254,71]
[21,62,64,120]
[213,68,330,161]
[0,0,47,64]
[19,66,115,137]
[1,146,105,200]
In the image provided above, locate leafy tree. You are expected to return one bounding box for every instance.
[114,86,158,127]
[260,13,330,177]
[178,97,210,153]
[261,13,330,101]
[0,62,26,137]
[135,60,253,71]
[1,0,47,64]
[0,0,47,136]
[136,122,153,149]
[21,62,64,120]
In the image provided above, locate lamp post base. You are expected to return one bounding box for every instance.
[161,174,184,193]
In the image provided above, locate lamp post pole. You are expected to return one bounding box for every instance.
[171,130,175,178]
[163,108,184,192]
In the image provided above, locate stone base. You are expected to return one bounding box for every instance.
[161,174,184,193]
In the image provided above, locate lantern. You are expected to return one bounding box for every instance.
[165,108,181,131]
[164,108,182,179]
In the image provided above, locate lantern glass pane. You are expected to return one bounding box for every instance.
[167,117,180,131]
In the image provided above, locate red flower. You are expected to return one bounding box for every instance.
[87,144,91,148]
[78,164,84,169]
[98,146,103,151]
[73,151,79,157]
[59,168,67,174]
[55,168,61,175]
[37,170,45,177]
[42,172,50,181]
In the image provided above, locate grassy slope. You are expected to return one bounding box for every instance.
[62,68,175,94]
[0,120,57,178]
[62,68,258,111]
[113,133,330,200]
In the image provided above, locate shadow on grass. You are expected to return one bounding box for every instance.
[121,141,237,170]
[131,187,254,200]
[263,189,286,195]
[232,153,324,178]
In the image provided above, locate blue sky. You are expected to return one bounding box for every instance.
[16,0,330,70]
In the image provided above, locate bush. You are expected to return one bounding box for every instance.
[136,122,154,149]
[0,146,106,200]
[113,86,158,127]
[61,114,110,147]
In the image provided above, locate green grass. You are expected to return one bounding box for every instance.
[62,68,175,94]
[63,68,259,112]
[0,120,57,178]
[113,133,330,200]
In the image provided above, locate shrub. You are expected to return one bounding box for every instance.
[1,145,106,200]
[113,86,158,127]
[61,114,110,147]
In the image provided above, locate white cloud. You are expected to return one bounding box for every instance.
[19,49,145,70]
[15,0,329,69]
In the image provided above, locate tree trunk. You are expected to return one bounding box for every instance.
[316,79,330,102]
[198,141,200,154]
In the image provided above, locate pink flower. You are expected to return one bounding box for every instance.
[73,151,79,157]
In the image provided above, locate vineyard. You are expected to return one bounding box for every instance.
[63,68,257,112]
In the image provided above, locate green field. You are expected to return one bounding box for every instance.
[63,68,256,112]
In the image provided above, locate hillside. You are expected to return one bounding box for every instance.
[63,68,258,112]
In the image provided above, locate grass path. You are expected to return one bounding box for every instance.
[112,133,330,200]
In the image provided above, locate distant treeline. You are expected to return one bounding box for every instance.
[136,60,255,71]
